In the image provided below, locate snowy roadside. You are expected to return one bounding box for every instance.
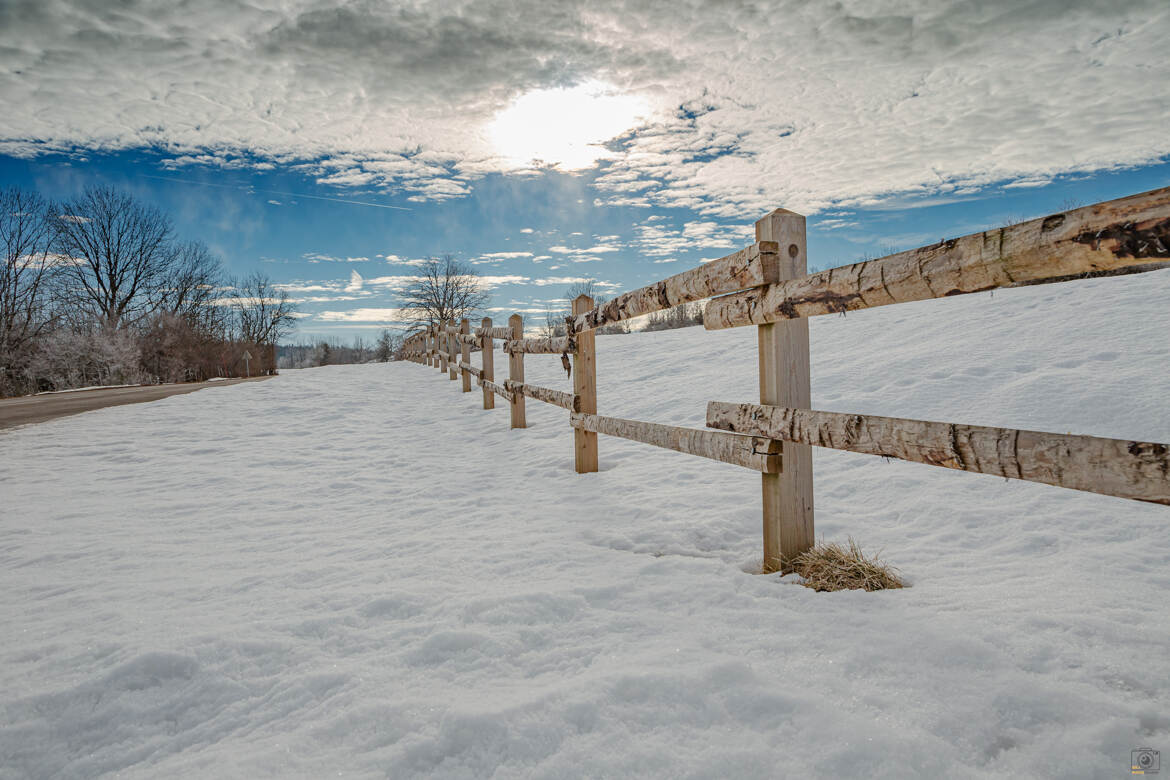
[35,384,142,395]
[2,270,1168,778]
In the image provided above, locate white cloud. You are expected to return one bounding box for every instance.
[316,308,410,323]
[42,253,88,267]
[288,294,367,303]
[546,243,621,263]
[345,270,363,293]
[635,219,751,256]
[381,254,430,267]
[519,228,534,234]
[477,275,531,288]
[531,276,601,287]
[2,2,1167,211]
[275,281,344,293]
[303,252,369,263]
[472,251,534,264]
[815,218,860,231]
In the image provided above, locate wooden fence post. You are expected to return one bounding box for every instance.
[448,320,458,380]
[438,323,447,373]
[572,295,598,473]
[460,318,471,392]
[508,313,526,428]
[481,317,495,410]
[755,209,814,573]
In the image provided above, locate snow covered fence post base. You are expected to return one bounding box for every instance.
[755,209,814,573]
[572,294,598,473]
[481,317,495,410]
[508,313,526,428]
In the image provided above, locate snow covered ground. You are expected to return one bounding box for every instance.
[3,270,1169,779]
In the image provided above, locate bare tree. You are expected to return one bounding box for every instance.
[162,240,225,333]
[542,280,594,337]
[51,186,177,327]
[565,279,597,302]
[231,272,298,345]
[374,329,393,362]
[541,279,629,336]
[397,255,489,327]
[1,187,57,393]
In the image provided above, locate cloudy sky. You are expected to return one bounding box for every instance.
[2,0,1167,339]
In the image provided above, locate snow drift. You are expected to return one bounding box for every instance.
[2,270,1169,778]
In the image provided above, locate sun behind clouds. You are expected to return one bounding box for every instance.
[488,81,649,171]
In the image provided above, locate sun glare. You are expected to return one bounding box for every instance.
[488,82,648,170]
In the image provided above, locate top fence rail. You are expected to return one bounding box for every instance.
[558,186,1170,335]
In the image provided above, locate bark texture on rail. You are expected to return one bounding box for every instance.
[481,379,514,403]
[705,186,1170,329]
[570,412,781,472]
[458,361,482,378]
[567,242,779,333]
[707,402,1170,505]
[503,336,575,355]
[476,326,513,340]
[455,333,481,347]
[504,380,578,411]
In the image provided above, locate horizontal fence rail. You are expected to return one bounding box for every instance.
[505,380,578,412]
[400,185,1170,574]
[481,378,513,403]
[707,402,1170,505]
[571,412,781,472]
[504,336,575,354]
[567,242,780,334]
[455,333,481,347]
[705,186,1170,330]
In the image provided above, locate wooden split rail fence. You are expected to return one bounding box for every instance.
[403,186,1170,573]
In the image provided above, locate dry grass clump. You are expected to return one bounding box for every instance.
[789,538,905,592]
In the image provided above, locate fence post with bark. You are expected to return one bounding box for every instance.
[481,317,495,410]
[460,318,472,392]
[572,294,598,474]
[754,210,814,571]
[509,313,526,429]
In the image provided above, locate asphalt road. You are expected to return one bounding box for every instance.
[0,377,273,430]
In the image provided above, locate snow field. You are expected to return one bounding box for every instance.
[2,270,1169,778]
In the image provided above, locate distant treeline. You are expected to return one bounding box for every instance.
[278,331,400,369]
[1,184,297,397]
